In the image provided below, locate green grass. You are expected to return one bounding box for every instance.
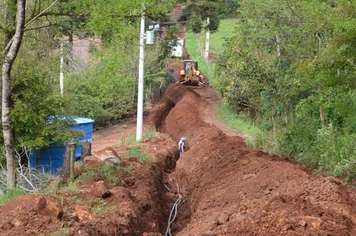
[117,129,157,162]
[92,199,116,214]
[143,128,156,139]
[99,163,122,187]
[216,101,259,146]
[128,147,156,162]
[185,18,238,85]
[71,194,79,201]
[75,170,96,184]
[118,128,157,145]
[0,188,25,205]
[210,19,237,49]
[48,228,70,236]
[216,101,258,136]
[60,181,79,192]
[185,18,237,56]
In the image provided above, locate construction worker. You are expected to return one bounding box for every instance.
[178,137,186,157]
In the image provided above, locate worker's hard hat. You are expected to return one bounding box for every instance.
[181,137,186,141]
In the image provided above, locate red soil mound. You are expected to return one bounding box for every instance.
[1,80,356,236]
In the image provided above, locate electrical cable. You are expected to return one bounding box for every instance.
[164,184,171,192]
[165,183,182,236]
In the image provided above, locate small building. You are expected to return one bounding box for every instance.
[170,38,184,58]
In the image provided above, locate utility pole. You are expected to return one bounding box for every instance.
[136,14,145,141]
[204,17,210,62]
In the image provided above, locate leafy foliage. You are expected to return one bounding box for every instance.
[10,55,74,149]
[215,0,356,180]
[179,1,230,34]
[0,0,174,169]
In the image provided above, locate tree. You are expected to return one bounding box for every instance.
[2,0,26,189]
[181,3,216,34]
[1,0,71,189]
[216,0,356,179]
[0,0,176,190]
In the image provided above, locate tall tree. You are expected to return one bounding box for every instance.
[1,0,26,190]
[1,0,65,189]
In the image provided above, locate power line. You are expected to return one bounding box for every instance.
[158,20,189,25]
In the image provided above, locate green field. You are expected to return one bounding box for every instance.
[185,18,238,84]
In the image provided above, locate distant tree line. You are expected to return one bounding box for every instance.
[178,0,239,34]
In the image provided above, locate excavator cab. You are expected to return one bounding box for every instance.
[178,60,204,86]
[184,60,197,75]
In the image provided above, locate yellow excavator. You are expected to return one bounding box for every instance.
[177,60,204,86]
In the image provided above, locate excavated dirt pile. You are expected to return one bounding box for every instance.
[154,83,356,235]
[1,80,356,235]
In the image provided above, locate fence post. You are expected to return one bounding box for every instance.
[81,141,92,159]
[61,142,76,182]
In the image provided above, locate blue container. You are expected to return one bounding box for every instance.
[29,117,94,173]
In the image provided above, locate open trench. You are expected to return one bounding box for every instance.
[146,83,224,235]
[79,80,356,236]
[146,82,257,235]
[143,84,192,235]
[3,80,356,235]
[143,83,356,236]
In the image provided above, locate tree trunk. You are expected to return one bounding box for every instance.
[315,35,325,129]
[1,0,26,190]
[317,85,325,129]
[275,33,281,57]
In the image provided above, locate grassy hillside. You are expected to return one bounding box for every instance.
[185,18,238,85]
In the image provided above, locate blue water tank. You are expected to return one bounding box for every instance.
[29,117,94,174]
